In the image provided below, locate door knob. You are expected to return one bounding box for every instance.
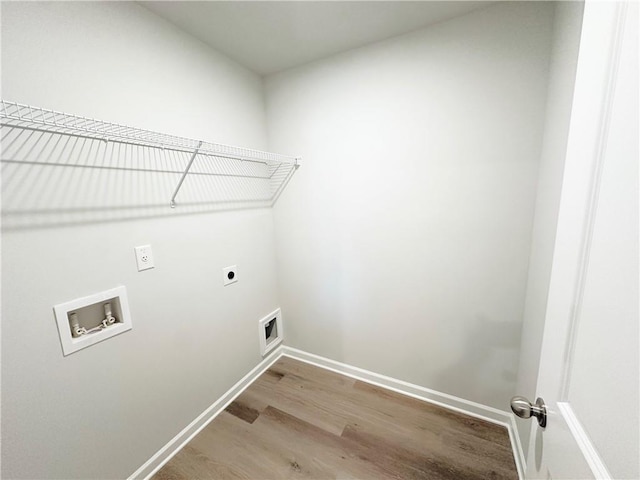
[510,396,547,427]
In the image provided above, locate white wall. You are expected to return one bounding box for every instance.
[515,1,584,457]
[265,2,554,410]
[1,2,279,478]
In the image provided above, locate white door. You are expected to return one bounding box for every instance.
[523,2,638,479]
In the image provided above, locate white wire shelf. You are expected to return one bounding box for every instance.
[0,100,300,211]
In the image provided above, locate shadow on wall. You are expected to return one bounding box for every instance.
[1,126,298,231]
[434,314,521,408]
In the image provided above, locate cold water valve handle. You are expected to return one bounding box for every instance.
[69,312,86,337]
[510,396,547,428]
[103,303,116,325]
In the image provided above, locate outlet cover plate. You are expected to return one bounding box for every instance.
[134,245,155,271]
[223,265,238,286]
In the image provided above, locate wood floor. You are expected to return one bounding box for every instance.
[153,356,518,480]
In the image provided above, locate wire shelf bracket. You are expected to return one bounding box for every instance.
[170,141,203,208]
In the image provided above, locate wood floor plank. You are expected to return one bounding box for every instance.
[342,421,517,480]
[152,357,519,480]
[271,356,357,391]
[253,405,395,479]
[153,444,250,480]
[344,382,517,477]
[352,380,513,449]
[274,365,511,459]
[247,369,350,436]
[191,411,334,479]
[343,422,517,480]
[230,387,271,415]
[225,399,260,424]
[261,368,286,384]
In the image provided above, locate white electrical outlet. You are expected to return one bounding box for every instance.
[223,265,237,286]
[134,245,155,271]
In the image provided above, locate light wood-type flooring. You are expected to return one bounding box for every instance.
[153,356,518,480]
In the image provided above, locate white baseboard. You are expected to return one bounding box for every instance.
[281,346,526,480]
[128,346,285,480]
[508,410,527,480]
[558,402,611,479]
[129,344,526,480]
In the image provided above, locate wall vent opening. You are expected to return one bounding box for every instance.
[259,308,283,356]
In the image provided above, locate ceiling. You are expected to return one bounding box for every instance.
[140,1,494,76]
